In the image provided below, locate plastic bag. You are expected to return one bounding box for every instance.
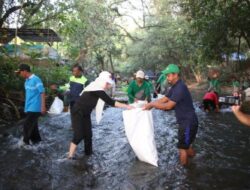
[123,108,158,167]
[48,97,64,114]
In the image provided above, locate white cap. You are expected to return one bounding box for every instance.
[136,70,145,79]
[98,71,114,85]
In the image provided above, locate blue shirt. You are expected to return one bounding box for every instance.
[24,74,45,113]
[166,80,198,126]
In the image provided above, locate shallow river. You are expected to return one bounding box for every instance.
[0,97,250,190]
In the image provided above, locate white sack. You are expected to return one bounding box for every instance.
[48,97,64,114]
[245,87,250,97]
[95,99,105,124]
[123,108,158,167]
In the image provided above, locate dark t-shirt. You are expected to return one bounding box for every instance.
[73,90,115,115]
[166,80,198,126]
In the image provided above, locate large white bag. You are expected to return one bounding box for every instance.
[123,108,158,167]
[48,97,64,114]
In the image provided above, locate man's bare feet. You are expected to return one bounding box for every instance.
[187,147,196,158]
[179,149,188,166]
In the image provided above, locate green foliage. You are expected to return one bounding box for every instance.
[0,56,71,93]
[122,0,250,81]
[0,0,72,28]
[0,57,23,91]
[179,0,250,59]
[57,0,126,72]
[2,0,249,84]
[32,64,71,88]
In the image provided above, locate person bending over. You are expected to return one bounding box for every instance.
[68,71,133,159]
[202,90,219,112]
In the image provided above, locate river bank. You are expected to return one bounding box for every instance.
[188,81,234,95]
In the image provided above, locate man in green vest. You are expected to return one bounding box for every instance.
[127,70,151,104]
[60,65,88,108]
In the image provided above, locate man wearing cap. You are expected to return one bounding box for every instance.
[127,70,151,104]
[143,64,198,166]
[15,64,46,145]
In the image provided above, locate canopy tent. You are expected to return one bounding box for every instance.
[145,70,156,79]
[0,28,61,44]
[0,44,60,60]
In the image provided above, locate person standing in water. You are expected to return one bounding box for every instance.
[143,64,198,166]
[127,70,151,104]
[68,71,133,159]
[208,70,221,95]
[15,64,46,145]
[59,65,88,109]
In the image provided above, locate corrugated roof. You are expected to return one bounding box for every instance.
[0,28,61,44]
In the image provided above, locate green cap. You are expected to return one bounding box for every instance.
[162,64,180,75]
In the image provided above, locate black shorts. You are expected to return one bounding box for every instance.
[177,123,198,149]
[203,99,216,111]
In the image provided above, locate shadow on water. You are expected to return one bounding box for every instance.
[0,92,250,189]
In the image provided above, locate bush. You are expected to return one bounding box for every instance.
[0,56,71,94]
[32,64,71,88]
[0,56,23,92]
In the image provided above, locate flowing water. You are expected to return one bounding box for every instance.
[0,94,250,189]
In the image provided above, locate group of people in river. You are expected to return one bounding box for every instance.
[201,70,250,119]
[14,63,250,167]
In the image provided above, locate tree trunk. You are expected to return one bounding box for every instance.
[0,0,4,18]
[99,56,104,71]
[236,35,241,71]
[109,52,115,73]
[191,67,202,83]
[242,31,250,49]
[141,0,146,28]
[0,2,33,28]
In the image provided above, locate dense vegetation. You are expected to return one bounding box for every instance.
[0,0,249,122]
[1,0,250,83]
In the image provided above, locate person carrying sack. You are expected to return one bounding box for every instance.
[143,64,198,166]
[68,71,133,159]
